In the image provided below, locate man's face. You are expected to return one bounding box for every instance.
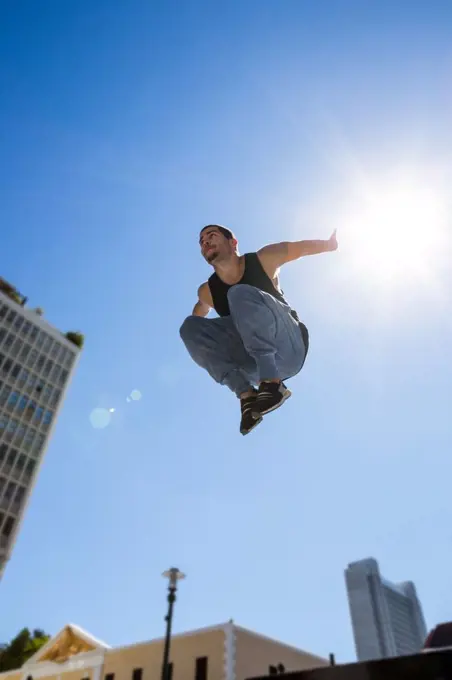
[199,227,236,264]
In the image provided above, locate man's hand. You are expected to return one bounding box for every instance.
[326,229,338,252]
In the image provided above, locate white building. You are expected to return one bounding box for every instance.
[0,277,82,579]
[345,557,427,661]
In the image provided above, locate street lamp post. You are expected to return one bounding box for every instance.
[161,567,185,680]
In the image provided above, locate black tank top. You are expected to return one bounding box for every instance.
[208,252,300,321]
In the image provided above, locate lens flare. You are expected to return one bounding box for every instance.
[89,407,112,429]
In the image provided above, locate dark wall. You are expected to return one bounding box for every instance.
[247,650,452,680]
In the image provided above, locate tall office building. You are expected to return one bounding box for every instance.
[0,277,81,579]
[345,557,427,661]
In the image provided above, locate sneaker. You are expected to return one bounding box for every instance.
[255,381,291,416]
[240,390,262,435]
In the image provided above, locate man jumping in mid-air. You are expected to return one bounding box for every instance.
[180,225,338,435]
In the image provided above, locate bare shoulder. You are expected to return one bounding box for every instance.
[198,281,213,306]
[257,242,289,261]
[256,243,287,279]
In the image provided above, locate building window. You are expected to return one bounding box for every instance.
[6,310,16,325]
[59,369,68,386]
[51,342,61,360]
[24,459,35,483]
[27,373,37,390]
[0,385,11,407]
[2,358,13,376]
[7,391,19,410]
[4,481,17,501]
[15,453,26,477]
[4,333,14,350]
[27,350,38,368]
[2,515,15,538]
[132,669,142,680]
[23,429,36,453]
[29,326,38,342]
[34,407,44,424]
[13,424,26,447]
[50,388,61,407]
[10,362,20,379]
[18,395,28,411]
[12,338,23,356]
[1,386,12,407]
[36,355,46,372]
[66,350,76,368]
[31,433,45,455]
[25,401,37,420]
[50,364,61,384]
[20,321,31,337]
[105,673,115,680]
[5,449,17,471]
[42,384,52,405]
[12,484,25,511]
[42,336,52,354]
[13,316,24,333]
[195,657,208,680]
[18,368,28,384]
[5,420,18,443]
[41,359,52,377]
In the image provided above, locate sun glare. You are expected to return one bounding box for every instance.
[339,171,448,285]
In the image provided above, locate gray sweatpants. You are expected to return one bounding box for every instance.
[179,283,307,397]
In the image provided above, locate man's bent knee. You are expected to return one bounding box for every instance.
[179,315,206,343]
[227,284,260,304]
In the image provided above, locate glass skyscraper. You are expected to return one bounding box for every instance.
[0,278,81,580]
[345,557,427,661]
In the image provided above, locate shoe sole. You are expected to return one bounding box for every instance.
[254,388,292,417]
[240,413,263,436]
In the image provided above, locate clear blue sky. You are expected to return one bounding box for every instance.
[1,0,451,664]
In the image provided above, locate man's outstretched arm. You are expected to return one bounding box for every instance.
[258,230,338,269]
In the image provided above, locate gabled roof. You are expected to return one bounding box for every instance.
[23,624,110,667]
